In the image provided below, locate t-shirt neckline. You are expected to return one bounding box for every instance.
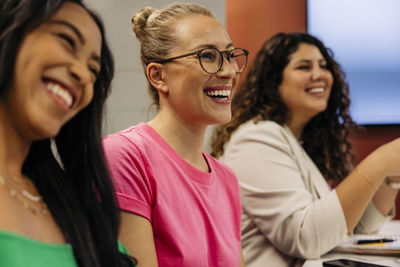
[140,123,215,185]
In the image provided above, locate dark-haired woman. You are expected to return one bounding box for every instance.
[0,0,135,266]
[212,32,400,267]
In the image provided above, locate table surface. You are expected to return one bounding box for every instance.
[302,220,400,267]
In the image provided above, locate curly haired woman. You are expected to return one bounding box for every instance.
[212,32,400,267]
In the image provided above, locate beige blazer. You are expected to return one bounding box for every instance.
[221,120,387,267]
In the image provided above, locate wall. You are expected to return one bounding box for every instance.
[226,0,400,219]
[85,0,225,136]
[226,0,306,79]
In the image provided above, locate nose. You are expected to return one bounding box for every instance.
[68,60,95,108]
[216,55,237,79]
[311,66,326,81]
[69,60,92,86]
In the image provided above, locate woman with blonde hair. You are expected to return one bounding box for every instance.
[103,3,248,267]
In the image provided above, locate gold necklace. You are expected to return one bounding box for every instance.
[8,174,42,202]
[0,171,48,215]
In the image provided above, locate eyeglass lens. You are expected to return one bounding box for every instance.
[199,48,247,74]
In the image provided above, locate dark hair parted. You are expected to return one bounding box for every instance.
[212,32,356,183]
[0,0,135,266]
[131,3,214,110]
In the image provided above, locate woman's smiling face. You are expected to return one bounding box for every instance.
[278,43,333,123]
[160,15,240,126]
[3,2,102,141]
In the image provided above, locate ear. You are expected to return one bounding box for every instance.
[146,63,168,94]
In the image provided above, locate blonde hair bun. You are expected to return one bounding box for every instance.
[131,7,157,39]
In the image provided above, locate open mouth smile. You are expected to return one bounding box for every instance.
[43,78,75,110]
[203,85,232,103]
[306,87,325,94]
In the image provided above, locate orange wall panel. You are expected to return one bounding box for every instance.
[350,125,400,165]
[226,0,307,79]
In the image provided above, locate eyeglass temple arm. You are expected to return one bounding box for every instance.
[155,51,198,64]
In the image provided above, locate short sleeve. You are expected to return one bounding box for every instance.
[103,134,154,222]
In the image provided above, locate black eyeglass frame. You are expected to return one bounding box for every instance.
[154,47,249,74]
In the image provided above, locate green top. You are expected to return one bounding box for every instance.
[0,230,131,267]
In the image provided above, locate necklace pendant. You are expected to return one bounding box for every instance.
[22,190,41,202]
[10,189,16,197]
[0,171,48,216]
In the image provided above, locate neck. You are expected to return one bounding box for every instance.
[148,111,208,171]
[0,106,31,176]
[286,116,309,140]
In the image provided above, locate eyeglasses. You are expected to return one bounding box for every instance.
[155,47,249,74]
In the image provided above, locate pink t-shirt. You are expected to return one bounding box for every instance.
[103,123,242,267]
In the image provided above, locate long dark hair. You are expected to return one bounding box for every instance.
[212,32,356,183]
[0,0,135,266]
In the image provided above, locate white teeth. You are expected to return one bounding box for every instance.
[307,87,324,93]
[204,90,231,97]
[46,82,73,107]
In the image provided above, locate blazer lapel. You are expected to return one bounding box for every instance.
[282,125,331,199]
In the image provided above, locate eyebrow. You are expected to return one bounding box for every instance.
[49,20,85,44]
[295,59,327,64]
[225,42,234,49]
[49,20,101,65]
[193,42,235,51]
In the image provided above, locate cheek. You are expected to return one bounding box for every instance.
[232,73,240,91]
[278,74,293,96]
[80,85,95,110]
[277,85,288,104]
[328,74,334,88]
[278,81,299,109]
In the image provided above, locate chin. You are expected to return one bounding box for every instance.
[212,115,232,125]
[201,109,232,126]
[317,106,328,115]
[32,124,62,141]
[310,103,328,115]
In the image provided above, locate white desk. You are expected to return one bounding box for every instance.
[303,220,400,267]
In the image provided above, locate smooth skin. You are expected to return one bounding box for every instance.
[280,43,400,233]
[0,2,102,244]
[119,15,245,267]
